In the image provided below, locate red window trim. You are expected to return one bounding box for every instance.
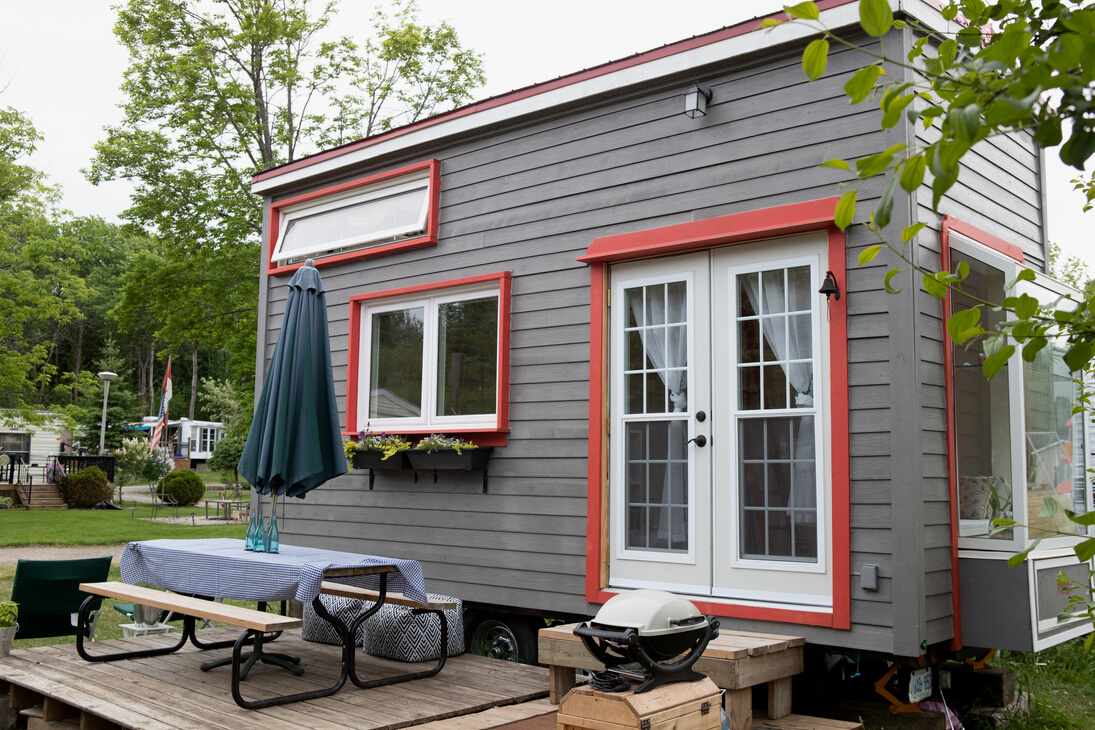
[267,159,441,276]
[345,271,511,447]
[582,198,850,630]
[942,215,1025,264]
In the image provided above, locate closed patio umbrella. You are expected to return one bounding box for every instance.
[238,259,347,529]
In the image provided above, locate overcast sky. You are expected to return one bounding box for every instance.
[1,0,1091,267]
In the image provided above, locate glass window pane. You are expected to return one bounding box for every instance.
[280,185,427,259]
[627,374,644,414]
[646,373,667,413]
[436,297,498,417]
[794,513,818,559]
[648,463,667,504]
[646,285,666,325]
[768,511,792,557]
[740,366,761,410]
[761,319,786,362]
[370,308,424,418]
[951,251,1014,540]
[742,464,765,506]
[740,320,760,364]
[761,270,786,314]
[648,507,669,549]
[626,288,643,327]
[767,463,791,508]
[739,273,758,317]
[741,419,764,460]
[742,510,764,557]
[627,331,644,370]
[628,507,647,549]
[625,420,688,553]
[767,418,791,459]
[648,421,669,460]
[667,281,687,322]
[790,314,812,359]
[788,266,811,312]
[763,364,787,409]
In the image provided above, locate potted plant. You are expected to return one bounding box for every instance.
[0,600,18,658]
[345,430,412,471]
[406,434,492,472]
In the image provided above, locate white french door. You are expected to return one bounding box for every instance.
[608,234,833,608]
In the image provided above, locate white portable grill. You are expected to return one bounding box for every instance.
[573,590,719,694]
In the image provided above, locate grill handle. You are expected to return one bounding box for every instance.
[573,624,639,644]
[573,623,638,668]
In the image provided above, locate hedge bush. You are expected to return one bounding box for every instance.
[161,470,205,506]
[66,466,113,508]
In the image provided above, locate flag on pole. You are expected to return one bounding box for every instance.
[149,358,173,454]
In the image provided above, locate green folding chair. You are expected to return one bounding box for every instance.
[11,556,113,640]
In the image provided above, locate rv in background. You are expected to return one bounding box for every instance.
[137,417,226,470]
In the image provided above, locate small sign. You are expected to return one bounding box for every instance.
[908,667,933,703]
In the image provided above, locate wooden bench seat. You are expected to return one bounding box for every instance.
[79,581,302,633]
[319,580,457,610]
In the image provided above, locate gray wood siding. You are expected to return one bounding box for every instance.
[253,25,1043,657]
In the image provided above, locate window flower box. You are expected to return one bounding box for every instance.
[405,447,493,472]
[351,450,409,471]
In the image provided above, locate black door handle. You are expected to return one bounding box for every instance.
[686,435,707,447]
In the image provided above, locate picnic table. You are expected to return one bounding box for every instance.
[202,499,248,520]
[76,538,447,709]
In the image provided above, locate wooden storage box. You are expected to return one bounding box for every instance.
[558,678,722,730]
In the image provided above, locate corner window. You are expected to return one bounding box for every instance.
[268,160,439,274]
[348,273,511,434]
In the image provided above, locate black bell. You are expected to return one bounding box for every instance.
[819,270,840,301]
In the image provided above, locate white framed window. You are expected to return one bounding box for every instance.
[267,159,440,273]
[198,427,220,453]
[353,276,509,433]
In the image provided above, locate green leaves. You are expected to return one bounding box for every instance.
[834,189,857,230]
[844,65,884,104]
[983,344,1016,379]
[859,0,894,37]
[947,307,983,344]
[803,39,830,80]
[784,2,820,20]
[900,155,926,192]
[859,245,883,265]
[884,268,903,294]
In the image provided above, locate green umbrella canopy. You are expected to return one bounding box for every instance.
[238,262,347,498]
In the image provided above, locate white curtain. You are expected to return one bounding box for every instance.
[742,272,817,524]
[630,286,688,549]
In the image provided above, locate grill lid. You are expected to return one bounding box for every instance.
[591,589,708,638]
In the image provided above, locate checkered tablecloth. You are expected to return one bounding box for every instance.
[120,538,428,606]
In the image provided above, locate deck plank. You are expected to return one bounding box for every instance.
[0,630,550,730]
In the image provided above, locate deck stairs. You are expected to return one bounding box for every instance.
[16,481,67,510]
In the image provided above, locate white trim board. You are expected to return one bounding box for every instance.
[252,0,955,195]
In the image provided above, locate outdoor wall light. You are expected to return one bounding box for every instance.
[818,270,841,301]
[684,83,713,118]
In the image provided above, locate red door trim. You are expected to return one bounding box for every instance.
[583,198,850,629]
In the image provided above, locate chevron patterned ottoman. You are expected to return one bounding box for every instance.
[302,594,367,646]
[362,593,465,662]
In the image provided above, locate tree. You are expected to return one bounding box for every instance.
[775,0,1095,642]
[0,106,90,427]
[87,0,485,410]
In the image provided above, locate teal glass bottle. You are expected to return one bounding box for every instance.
[253,516,268,553]
[244,512,258,551]
[265,515,279,554]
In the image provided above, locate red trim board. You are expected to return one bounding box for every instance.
[268,159,441,276]
[252,1,858,186]
[582,198,850,629]
[345,271,511,446]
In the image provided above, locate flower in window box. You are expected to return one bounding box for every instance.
[345,430,412,470]
[407,435,491,472]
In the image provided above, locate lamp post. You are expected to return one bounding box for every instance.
[97,371,118,455]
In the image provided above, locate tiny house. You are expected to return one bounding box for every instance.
[250,0,1093,664]
[138,417,226,467]
[0,414,69,467]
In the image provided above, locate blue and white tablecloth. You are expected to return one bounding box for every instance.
[120,538,428,607]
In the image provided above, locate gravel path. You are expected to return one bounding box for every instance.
[0,544,128,566]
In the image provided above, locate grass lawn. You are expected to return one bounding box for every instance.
[0,505,246,546]
[976,640,1095,730]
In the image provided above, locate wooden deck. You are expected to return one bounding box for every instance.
[0,629,549,730]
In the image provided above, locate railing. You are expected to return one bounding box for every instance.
[56,454,116,483]
[1,454,33,507]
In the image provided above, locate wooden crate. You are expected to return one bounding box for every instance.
[558,678,721,730]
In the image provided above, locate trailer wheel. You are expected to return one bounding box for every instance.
[467,614,538,664]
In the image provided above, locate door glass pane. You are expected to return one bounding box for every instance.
[436,296,498,417]
[624,282,689,414]
[370,307,424,418]
[951,252,1014,539]
[739,416,817,561]
[626,420,689,552]
[739,266,815,410]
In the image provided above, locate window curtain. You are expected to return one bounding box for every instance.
[742,274,817,521]
[631,287,688,547]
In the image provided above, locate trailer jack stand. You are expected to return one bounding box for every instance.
[874,663,923,715]
[964,648,997,670]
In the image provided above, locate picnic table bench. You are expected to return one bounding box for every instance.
[538,623,805,730]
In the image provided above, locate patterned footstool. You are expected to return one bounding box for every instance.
[363,593,464,662]
[302,594,368,646]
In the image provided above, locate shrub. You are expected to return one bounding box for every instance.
[66,467,113,508]
[113,437,151,487]
[161,470,205,506]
